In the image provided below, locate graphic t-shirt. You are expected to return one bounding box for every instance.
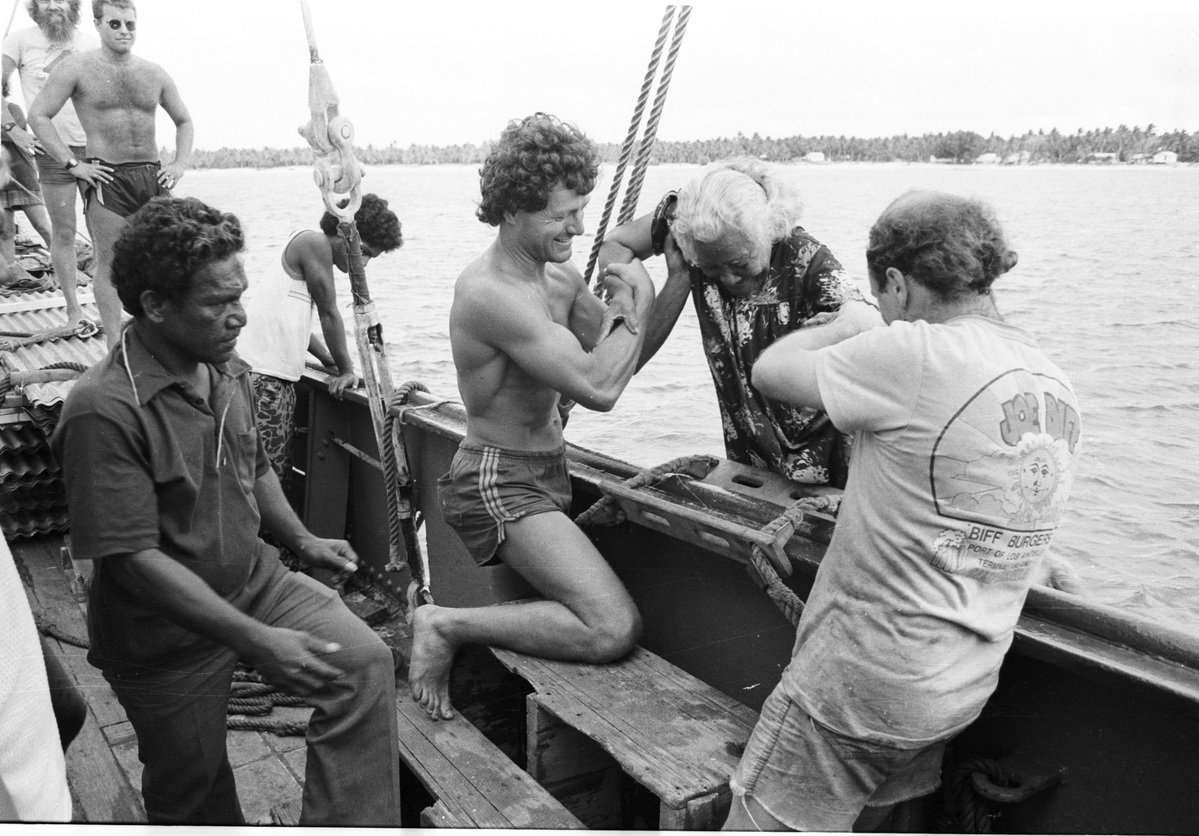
[3,26,97,146]
[783,315,1081,746]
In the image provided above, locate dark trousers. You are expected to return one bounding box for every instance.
[103,555,400,825]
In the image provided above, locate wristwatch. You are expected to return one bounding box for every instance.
[65,157,80,170]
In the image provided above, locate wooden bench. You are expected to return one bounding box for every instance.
[394,690,584,829]
[491,644,759,830]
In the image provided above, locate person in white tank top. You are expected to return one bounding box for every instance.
[238,193,402,484]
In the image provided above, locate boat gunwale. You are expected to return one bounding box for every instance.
[300,370,1199,697]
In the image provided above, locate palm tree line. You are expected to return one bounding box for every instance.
[179,125,1199,170]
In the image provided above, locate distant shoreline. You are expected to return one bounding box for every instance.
[174,127,1197,172]
[181,159,1197,175]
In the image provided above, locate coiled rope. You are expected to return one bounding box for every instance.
[225,670,313,736]
[584,5,692,286]
[937,756,1066,833]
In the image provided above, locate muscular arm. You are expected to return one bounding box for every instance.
[470,260,656,412]
[752,300,884,410]
[293,233,357,396]
[599,213,692,370]
[26,55,78,166]
[157,70,193,185]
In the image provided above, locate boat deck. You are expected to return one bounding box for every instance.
[11,533,403,826]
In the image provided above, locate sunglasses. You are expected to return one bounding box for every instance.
[102,18,136,31]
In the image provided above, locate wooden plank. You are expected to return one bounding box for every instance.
[11,536,146,822]
[491,645,758,811]
[394,694,584,829]
[527,698,622,829]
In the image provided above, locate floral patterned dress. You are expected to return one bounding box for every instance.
[652,192,864,487]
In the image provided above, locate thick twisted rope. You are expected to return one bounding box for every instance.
[583,6,675,286]
[227,667,313,736]
[227,716,310,737]
[386,380,433,607]
[617,5,692,225]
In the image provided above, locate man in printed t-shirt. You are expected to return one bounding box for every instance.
[722,190,1082,832]
[2,0,98,330]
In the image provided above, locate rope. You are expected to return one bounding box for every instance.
[299,2,430,609]
[575,457,838,628]
[0,360,89,395]
[227,696,273,716]
[742,496,839,627]
[583,6,675,286]
[384,380,434,606]
[231,681,276,698]
[936,756,1065,833]
[0,320,98,351]
[573,453,719,528]
[34,612,89,648]
[745,549,805,628]
[617,5,692,225]
[227,716,310,737]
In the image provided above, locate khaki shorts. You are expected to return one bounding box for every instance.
[436,443,571,566]
[35,144,86,186]
[729,687,945,831]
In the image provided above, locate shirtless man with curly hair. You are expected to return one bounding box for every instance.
[408,113,656,720]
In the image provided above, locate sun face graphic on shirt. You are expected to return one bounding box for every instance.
[1004,434,1070,524]
[1019,449,1058,505]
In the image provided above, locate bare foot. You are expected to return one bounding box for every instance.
[408,604,456,720]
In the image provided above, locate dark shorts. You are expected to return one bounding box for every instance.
[729,687,945,831]
[84,159,169,218]
[436,443,572,566]
[35,143,87,187]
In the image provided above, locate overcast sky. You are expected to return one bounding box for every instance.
[9,0,1198,150]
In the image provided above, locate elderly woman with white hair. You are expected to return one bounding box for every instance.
[599,157,880,488]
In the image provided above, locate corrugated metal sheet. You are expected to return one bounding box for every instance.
[0,281,102,538]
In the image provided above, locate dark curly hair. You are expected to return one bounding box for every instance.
[476,113,599,226]
[112,196,245,318]
[318,193,404,254]
[866,190,1017,299]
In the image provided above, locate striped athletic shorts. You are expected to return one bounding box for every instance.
[436,443,572,566]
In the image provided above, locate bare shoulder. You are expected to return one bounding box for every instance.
[131,54,172,83]
[453,256,505,314]
[286,229,332,273]
[550,258,584,285]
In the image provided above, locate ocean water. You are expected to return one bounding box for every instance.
[179,162,1199,635]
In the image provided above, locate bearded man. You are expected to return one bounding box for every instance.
[2,0,97,332]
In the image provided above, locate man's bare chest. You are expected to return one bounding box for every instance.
[80,64,160,111]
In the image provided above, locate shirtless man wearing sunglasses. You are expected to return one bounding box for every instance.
[29,0,193,348]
